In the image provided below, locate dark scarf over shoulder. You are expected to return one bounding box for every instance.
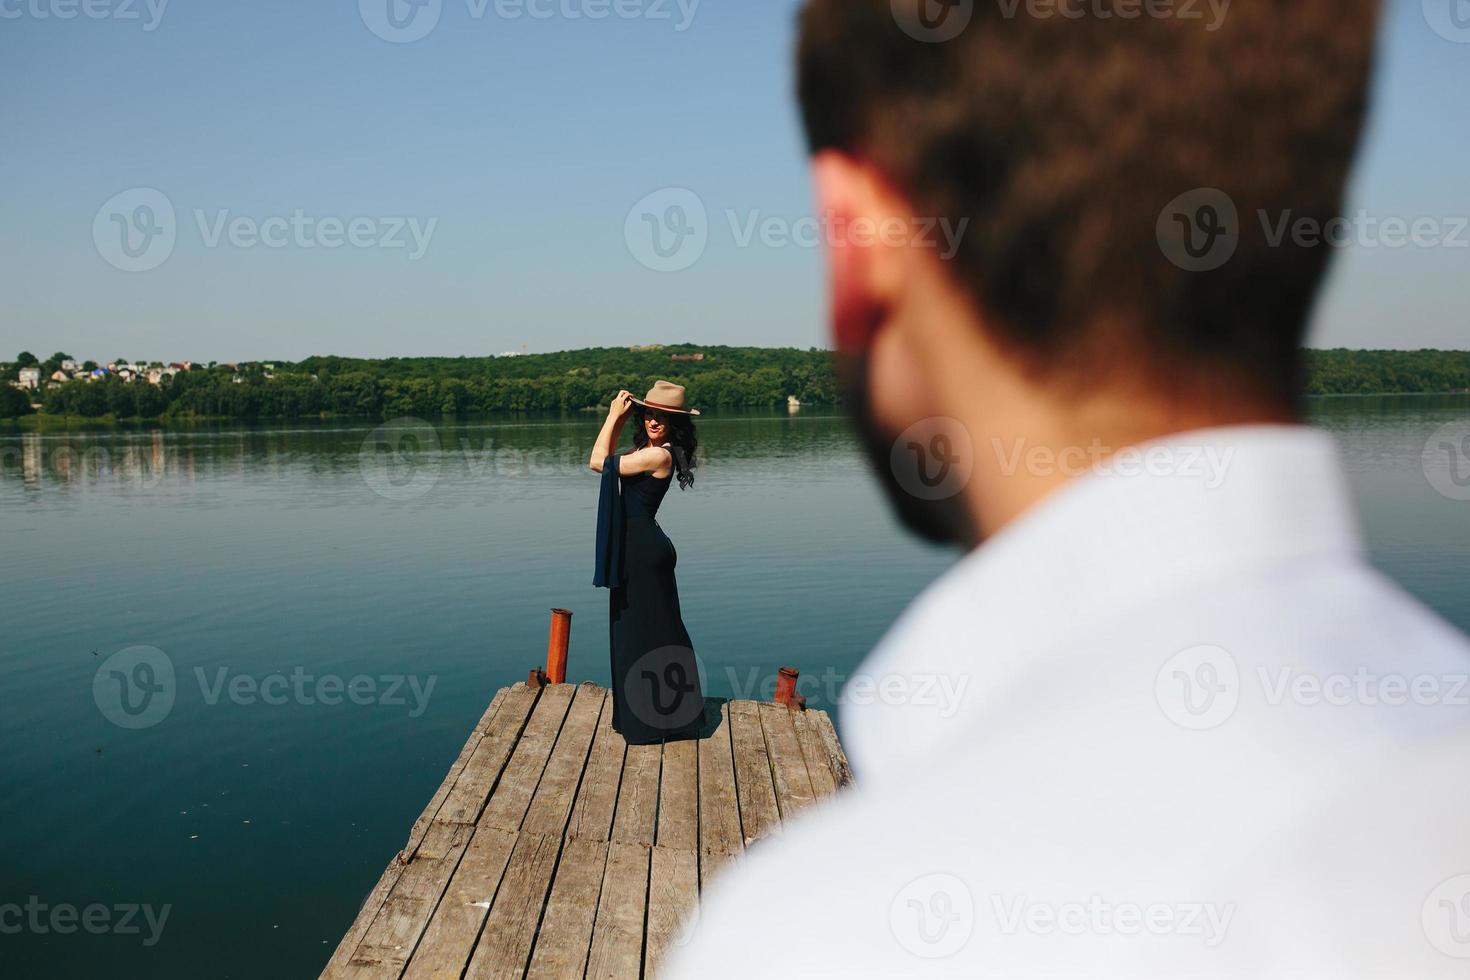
[593,453,624,589]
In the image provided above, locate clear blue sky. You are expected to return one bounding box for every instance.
[1,0,1465,363]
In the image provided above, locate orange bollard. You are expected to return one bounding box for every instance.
[774,666,800,707]
[546,608,572,684]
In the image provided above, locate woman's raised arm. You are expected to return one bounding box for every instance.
[589,390,636,472]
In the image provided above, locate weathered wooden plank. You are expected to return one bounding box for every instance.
[521,684,606,837]
[403,686,510,859]
[728,700,780,845]
[656,737,698,851]
[566,693,625,842]
[324,684,856,980]
[585,841,650,980]
[321,857,411,978]
[436,685,541,825]
[334,821,477,978]
[480,684,576,832]
[463,832,562,980]
[524,838,610,980]
[758,702,817,820]
[610,742,661,846]
[811,709,853,788]
[324,689,515,976]
[790,707,839,801]
[696,701,742,875]
[644,846,698,978]
[401,826,518,980]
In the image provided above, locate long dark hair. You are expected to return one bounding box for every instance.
[632,406,698,490]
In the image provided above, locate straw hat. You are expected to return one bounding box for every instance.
[632,380,700,416]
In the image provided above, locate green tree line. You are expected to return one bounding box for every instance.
[3,345,1467,421]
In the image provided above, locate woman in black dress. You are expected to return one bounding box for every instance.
[589,381,705,745]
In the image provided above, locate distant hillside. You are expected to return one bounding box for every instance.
[5,345,1467,421]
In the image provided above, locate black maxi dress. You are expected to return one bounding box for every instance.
[594,453,705,745]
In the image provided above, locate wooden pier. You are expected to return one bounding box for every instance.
[321,678,851,979]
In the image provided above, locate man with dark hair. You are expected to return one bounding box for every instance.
[668,1,1470,976]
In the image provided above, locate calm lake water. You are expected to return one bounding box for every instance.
[3,399,1469,978]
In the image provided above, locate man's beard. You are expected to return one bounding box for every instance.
[839,352,976,548]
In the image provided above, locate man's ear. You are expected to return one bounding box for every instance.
[811,151,907,356]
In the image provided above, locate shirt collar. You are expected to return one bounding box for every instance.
[838,424,1364,782]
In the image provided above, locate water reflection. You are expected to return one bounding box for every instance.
[0,411,867,497]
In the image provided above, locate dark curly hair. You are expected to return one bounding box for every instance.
[632,406,698,490]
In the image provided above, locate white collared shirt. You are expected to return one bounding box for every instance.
[667,425,1470,978]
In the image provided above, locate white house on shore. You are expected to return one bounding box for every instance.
[18,367,41,389]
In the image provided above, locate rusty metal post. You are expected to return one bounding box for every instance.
[546,608,572,684]
[774,666,800,707]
